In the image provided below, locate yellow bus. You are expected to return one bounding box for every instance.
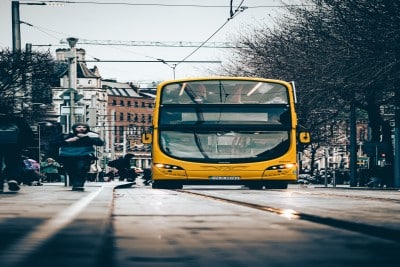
[143,77,310,189]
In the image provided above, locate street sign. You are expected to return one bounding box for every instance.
[59,88,84,101]
[61,106,85,115]
[357,156,369,169]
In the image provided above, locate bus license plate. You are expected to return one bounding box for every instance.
[209,176,240,180]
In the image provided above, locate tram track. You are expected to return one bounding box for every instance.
[177,188,400,243]
[285,188,400,203]
[282,191,400,204]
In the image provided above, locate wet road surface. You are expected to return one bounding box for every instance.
[0,181,399,267]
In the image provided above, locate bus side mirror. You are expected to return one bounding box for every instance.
[298,131,311,144]
[142,133,152,144]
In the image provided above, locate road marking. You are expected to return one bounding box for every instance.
[0,186,104,267]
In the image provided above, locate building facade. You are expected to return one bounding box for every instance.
[103,80,154,169]
[50,48,155,171]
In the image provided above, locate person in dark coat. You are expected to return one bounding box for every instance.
[142,168,152,185]
[57,123,104,191]
[107,153,137,182]
[0,112,34,192]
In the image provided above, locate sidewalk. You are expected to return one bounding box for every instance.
[0,181,133,267]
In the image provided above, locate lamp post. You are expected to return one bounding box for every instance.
[66,37,78,126]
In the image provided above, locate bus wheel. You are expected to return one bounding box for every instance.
[246,182,264,190]
[265,181,288,189]
[152,181,183,189]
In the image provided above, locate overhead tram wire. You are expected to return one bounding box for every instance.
[175,0,247,68]
[21,23,223,65]
[20,1,255,73]
[20,1,308,8]
[62,2,247,77]
[22,22,239,49]
[80,60,221,63]
[59,39,240,49]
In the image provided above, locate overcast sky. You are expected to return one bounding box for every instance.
[1,0,294,83]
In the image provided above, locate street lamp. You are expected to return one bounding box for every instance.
[65,37,79,126]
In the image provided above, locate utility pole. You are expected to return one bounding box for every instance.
[349,99,358,187]
[394,90,400,188]
[11,1,21,52]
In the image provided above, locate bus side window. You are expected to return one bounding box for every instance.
[162,87,180,103]
[229,87,242,103]
[160,111,182,124]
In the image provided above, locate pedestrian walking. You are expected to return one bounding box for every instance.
[21,156,42,186]
[142,168,152,185]
[86,160,99,182]
[107,153,137,182]
[40,157,61,182]
[0,111,34,192]
[57,123,104,191]
[98,170,106,182]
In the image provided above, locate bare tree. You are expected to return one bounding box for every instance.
[223,0,399,168]
[0,48,55,123]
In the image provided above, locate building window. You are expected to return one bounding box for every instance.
[127,101,131,106]
[120,100,124,106]
[134,101,138,107]
[127,113,132,122]
[120,112,124,121]
[119,126,124,136]
[112,100,117,106]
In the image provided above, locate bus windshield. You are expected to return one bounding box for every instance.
[159,130,290,163]
[157,79,293,163]
[161,80,289,104]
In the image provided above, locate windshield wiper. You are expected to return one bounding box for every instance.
[195,107,204,124]
[194,133,209,159]
[219,80,229,103]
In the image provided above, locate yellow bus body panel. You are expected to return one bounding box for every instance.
[151,129,298,182]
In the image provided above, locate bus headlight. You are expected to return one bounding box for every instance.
[266,163,296,170]
[154,163,184,170]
